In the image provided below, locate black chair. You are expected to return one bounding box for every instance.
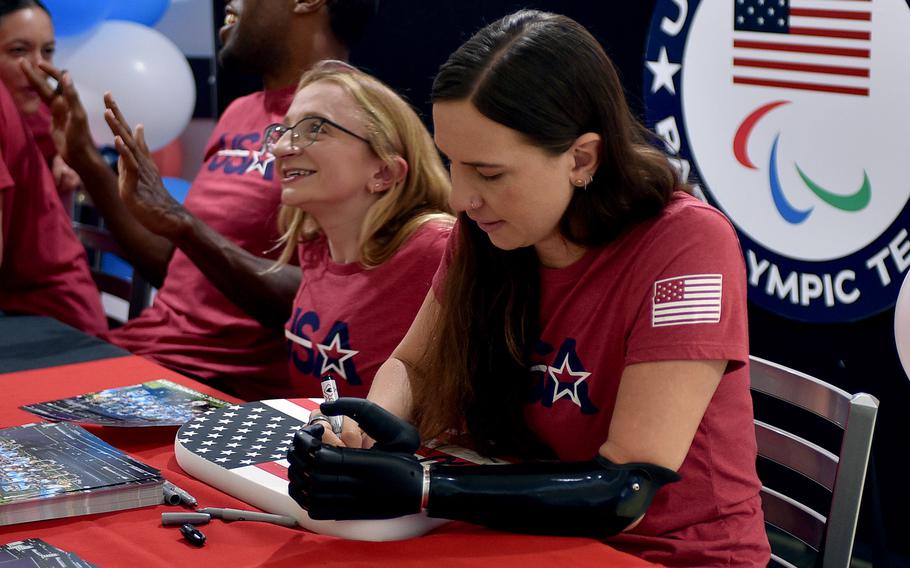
[73,222,152,327]
[749,355,879,568]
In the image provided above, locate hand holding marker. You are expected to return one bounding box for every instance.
[320,375,343,434]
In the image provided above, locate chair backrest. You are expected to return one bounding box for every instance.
[73,222,152,326]
[749,355,879,568]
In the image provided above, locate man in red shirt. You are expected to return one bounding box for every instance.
[29,0,378,399]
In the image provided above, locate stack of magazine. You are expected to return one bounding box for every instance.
[0,422,163,526]
[20,379,230,427]
[1,538,99,567]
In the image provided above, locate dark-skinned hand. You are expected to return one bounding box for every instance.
[102,92,192,240]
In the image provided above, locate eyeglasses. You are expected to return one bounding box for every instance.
[261,116,370,154]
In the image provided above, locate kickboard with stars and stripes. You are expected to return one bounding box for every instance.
[174,398,506,541]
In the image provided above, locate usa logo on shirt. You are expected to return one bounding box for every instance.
[206,132,276,180]
[286,309,362,385]
[529,338,598,414]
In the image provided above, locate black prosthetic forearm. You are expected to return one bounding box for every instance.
[288,398,680,537]
[426,456,680,536]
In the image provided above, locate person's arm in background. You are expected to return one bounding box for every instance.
[103,92,300,330]
[22,61,174,287]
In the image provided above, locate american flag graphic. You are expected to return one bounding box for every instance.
[733,0,872,97]
[175,398,506,529]
[652,274,723,327]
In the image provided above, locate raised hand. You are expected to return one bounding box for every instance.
[20,60,96,168]
[103,93,192,240]
[287,398,424,520]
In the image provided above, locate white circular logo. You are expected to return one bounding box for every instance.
[645,0,910,322]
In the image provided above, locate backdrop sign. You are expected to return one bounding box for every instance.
[643,0,910,322]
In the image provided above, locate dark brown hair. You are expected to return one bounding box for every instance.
[412,10,685,458]
[0,0,49,20]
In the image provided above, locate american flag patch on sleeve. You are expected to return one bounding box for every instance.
[652,274,723,327]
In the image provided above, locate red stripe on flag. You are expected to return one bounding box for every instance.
[733,76,868,96]
[255,460,289,481]
[789,8,871,20]
[733,57,869,77]
[288,398,320,411]
[788,27,870,40]
[733,40,869,58]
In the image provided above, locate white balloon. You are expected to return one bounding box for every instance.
[894,270,910,383]
[56,21,195,151]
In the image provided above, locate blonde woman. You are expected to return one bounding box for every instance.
[265,61,452,399]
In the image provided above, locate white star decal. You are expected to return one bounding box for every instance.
[220,450,235,455]
[316,333,359,380]
[548,354,592,408]
[197,448,210,454]
[201,441,215,446]
[244,150,275,176]
[646,47,682,95]
[215,458,228,463]
[240,459,253,465]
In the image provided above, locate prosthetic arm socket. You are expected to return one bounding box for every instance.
[426,455,680,536]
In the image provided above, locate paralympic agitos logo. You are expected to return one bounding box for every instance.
[643,0,910,322]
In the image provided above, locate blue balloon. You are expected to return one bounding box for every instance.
[43,0,113,37]
[162,177,191,204]
[107,0,172,27]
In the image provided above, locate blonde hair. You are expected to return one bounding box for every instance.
[271,61,452,269]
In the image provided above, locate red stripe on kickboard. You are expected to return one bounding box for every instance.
[288,398,320,411]
[255,460,289,481]
[415,447,477,466]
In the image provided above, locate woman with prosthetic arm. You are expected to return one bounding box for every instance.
[288,10,770,566]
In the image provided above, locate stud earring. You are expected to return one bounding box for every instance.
[469,197,482,210]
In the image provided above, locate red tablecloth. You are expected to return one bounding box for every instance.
[0,355,657,567]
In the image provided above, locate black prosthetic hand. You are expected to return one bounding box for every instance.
[286,398,424,520]
[287,398,680,536]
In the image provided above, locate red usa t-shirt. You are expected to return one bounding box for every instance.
[434,193,769,566]
[286,221,451,399]
[0,82,107,336]
[109,86,296,400]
